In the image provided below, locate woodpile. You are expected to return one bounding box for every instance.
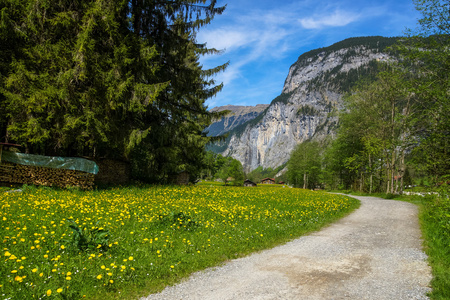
[94,158,130,185]
[0,162,94,189]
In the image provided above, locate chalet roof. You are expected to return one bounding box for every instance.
[261,177,275,181]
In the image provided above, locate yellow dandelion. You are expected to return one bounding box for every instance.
[96,274,102,280]
[57,288,63,293]
[46,289,52,296]
[32,268,38,273]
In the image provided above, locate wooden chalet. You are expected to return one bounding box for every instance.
[261,177,275,184]
[243,179,257,187]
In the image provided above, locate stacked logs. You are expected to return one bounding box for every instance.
[94,158,130,185]
[0,162,94,189]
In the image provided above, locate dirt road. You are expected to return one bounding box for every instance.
[143,195,432,300]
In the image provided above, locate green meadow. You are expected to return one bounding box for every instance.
[0,184,359,299]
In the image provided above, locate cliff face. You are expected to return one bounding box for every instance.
[210,36,397,172]
[206,104,269,137]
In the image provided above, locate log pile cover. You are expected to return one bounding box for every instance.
[0,162,94,189]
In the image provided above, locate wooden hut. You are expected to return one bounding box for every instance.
[261,177,275,184]
[175,171,190,185]
[244,179,257,187]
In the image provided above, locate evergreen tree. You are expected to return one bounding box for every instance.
[1,0,228,183]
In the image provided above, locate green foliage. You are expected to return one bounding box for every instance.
[214,156,244,185]
[287,141,323,189]
[1,1,227,184]
[420,186,450,299]
[0,185,359,299]
[297,105,318,116]
[157,211,198,230]
[64,219,111,252]
[270,91,295,105]
[247,164,286,184]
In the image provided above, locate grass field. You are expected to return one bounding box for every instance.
[413,190,450,300]
[1,184,359,299]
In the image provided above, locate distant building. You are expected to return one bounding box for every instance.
[278,181,285,185]
[173,171,189,185]
[261,177,275,184]
[244,179,257,187]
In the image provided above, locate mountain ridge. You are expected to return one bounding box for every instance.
[208,36,399,172]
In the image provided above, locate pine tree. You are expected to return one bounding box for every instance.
[1,0,228,183]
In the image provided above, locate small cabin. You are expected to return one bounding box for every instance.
[243,179,257,187]
[176,171,190,185]
[261,177,275,184]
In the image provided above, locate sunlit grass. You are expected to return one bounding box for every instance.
[1,184,359,299]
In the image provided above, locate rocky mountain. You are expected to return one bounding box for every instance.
[206,104,269,137]
[209,36,398,172]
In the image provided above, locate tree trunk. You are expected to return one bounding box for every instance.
[303,173,307,189]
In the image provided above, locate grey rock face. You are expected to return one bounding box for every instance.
[213,37,395,172]
[206,105,269,137]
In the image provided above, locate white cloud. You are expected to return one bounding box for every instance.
[299,10,360,29]
[199,29,254,51]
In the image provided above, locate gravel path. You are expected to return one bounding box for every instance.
[143,195,432,300]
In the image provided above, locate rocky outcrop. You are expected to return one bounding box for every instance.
[206,104,269,137]
[210,36,398,172]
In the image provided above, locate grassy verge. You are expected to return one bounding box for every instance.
[416,188,450,299]
[0,184,359,299]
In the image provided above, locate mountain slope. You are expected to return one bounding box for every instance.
[206,104,269,137]
[210,36,398,172]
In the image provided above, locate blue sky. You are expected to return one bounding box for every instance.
[197,0,421,109]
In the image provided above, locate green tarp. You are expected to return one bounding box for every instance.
[1,151,99,174]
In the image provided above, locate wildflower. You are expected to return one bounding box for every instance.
[60,245,65,249]
[128,256,134,261]
[47,289,52,296]
[96,274,102,280]
[32,268,38,273]
[57,288,63,293]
